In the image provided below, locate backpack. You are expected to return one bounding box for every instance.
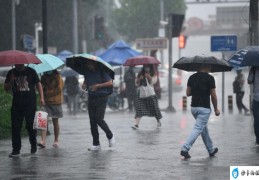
[233,80,241,93]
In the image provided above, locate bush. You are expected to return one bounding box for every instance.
[0,84,12,139]
[0,83,33,139]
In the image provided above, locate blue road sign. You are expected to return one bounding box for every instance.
[22,35,34,50]
[211,35,237,52]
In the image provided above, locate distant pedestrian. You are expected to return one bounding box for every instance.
[233,69,249,115]
[64,75,79,115]
[180,64,220,159]
[82,60,115,151]
[38,70,64,148]
[4,64,45,157]
[124,67,136,111]
[131,64,162,129]
[248,66,259,146]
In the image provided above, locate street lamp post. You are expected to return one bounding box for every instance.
[11,0,19,50]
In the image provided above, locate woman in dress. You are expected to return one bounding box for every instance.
[132,64,162,129]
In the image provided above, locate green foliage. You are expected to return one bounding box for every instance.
[0,84,12,139]
[0,84,30,139]
[112,0,186,41]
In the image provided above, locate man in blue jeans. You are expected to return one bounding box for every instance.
[180,65,220,159]
[82,60,115,151]
[248,67,259,146]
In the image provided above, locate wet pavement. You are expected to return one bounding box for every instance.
[1,71,258,179]
[0,102,258,180]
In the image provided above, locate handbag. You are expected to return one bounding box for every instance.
[33,108,48,130]
[138,78,156,98]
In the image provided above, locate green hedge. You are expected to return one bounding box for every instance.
[0,84,33,139]
[0,84,12,139]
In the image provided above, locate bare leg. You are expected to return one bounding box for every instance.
[135,117,141,126]
[52,118,59,144]
[40,130,47,145]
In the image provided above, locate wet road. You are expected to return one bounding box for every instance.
[0,70,258,179]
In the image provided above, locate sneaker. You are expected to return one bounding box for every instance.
[9,150,20,157]
[31,145,37,154]
[180,150,191,159]
[88,145,101,151]
[108,136,115,147]
[209,147,218,157]
[244,110,250,116]
[131,125,139,130]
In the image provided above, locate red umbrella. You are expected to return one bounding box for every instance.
[0,50,41,66]
[123,55,161,66]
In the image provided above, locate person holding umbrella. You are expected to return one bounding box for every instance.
[131,64,162,129]
[38,69,64,148]
[4,64,45,157]
[248,66,259,146]
[66,54,115,151]
[80,60,115,151]
[179,64,220,159]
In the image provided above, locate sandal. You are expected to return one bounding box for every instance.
[37,142,45,148]
[53,142,59,148]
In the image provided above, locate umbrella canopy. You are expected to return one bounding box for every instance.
[123,55,160,66]
[173,56,232,72]
[228,46,259,68]
[0,50,41,66]
[28,54,64,74]
[100,40,142,66]
[66,53,114,79]
[61,67,79,77]
[57,50,73,62]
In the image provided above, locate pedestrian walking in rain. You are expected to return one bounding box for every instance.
[131,64,162,129]
[233,69,249,115]
[4,64,45,157]
[64,75,79,115]
[82,60,115,151]
[38,70,64,148]
[180,64,220,159]
[124,67,136,111]
[248,66,259,146]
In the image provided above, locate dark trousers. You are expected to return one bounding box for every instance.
[11,103,37,152]
[88,96,113,146]
[127,95,136,111]
[236,92,248,113]
[253,100,259,143]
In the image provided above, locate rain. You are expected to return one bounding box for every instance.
[0,0,258,179]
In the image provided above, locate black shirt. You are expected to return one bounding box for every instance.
[187,72,216,109]
[5,67,40,105]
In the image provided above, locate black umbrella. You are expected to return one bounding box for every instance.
[173,56,232,72]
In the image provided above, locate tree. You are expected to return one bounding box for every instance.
[112,0,186,41]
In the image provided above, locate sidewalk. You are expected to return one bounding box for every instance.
[0,105,258,179]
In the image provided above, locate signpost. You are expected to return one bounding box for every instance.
[136,38,167,50]
[21,34,34,50]
[211,35,237,114]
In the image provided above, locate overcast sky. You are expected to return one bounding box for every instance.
[185,1,249,21]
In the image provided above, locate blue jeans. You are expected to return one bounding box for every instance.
[181,107,214,154]
[253,100,259,143]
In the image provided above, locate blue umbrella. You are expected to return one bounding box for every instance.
[66,53,114,79]
[100,40,142,66]
[28,54,64,74]
[228,46,259,68]
[61,68,79,77]
[57,50,73,62]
